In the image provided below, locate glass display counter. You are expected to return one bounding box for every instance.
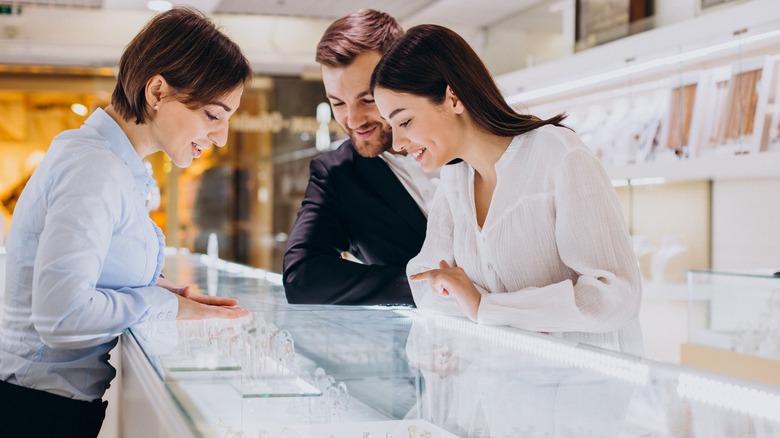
[682,269,780,387]
[122,252,780,437]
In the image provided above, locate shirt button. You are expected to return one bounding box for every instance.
[487,263,493,270]
[166,311,174,319]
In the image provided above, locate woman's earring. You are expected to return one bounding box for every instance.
[154,103,159,110]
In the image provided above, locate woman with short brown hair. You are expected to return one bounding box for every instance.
[0,8,252,436]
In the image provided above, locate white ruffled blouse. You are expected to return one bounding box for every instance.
[407,125,644,355]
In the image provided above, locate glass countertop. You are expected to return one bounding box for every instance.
[128,252,780,437]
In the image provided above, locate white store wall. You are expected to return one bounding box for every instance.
[712,179,780,271]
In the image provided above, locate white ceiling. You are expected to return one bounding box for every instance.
[7,0,544,27]
[0,0,549,75]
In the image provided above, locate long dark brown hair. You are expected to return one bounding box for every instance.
[370,24,565,137]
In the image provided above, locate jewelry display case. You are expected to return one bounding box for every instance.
[682,269,780,387]
[121,252,780,437]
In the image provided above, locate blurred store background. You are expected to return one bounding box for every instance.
[2,0,750,273]
[6,4,780,426]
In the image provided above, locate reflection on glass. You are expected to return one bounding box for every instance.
[405,314,635,437]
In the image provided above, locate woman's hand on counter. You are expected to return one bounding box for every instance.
[174,293,249,320]
[158,277,247,319]
[410,260,482,322]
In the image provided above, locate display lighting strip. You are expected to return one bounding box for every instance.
[676,373,780,423]
[395,309,649,385]
[505,28,780,105]
[193,252,283,285]
[611,177,667,187]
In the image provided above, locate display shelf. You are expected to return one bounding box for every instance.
[526,53,780,182]
[121,253,780,437]
[605,150,780,182]
[496,0,780,105]
[495,0,780,183]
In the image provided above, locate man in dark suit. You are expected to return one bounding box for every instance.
[283,10,439,305]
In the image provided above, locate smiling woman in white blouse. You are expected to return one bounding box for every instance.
[371,24,643,355]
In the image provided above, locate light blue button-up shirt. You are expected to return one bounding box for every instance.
[0,108,178,401]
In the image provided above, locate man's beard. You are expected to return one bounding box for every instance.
[351,123,393,158]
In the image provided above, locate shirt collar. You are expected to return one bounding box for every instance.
[494,134,525,174]
[84,108,154,200]
[379,150,416,166]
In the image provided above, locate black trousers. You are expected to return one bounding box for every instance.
[0,379,107,438]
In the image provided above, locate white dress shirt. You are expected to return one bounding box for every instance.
[0,108,178,401]
[407,125,643,355]
[380,151,440,218]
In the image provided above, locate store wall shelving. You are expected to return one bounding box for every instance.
[495,0,780,184]
[493,0,780,363]
[494,0,780,276]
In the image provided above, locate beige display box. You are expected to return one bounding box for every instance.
[681,343,780,387]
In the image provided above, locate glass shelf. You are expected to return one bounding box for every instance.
[687,269,780,337]
[689,268,780,279]
[124,253,780,437]
[683,269,780,387]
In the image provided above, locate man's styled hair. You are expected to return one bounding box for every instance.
[315,9,403,67]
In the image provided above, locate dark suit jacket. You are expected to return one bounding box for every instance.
[283,139,427,305]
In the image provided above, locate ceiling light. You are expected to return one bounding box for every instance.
[146,1,172,12]
[70,103,88,116]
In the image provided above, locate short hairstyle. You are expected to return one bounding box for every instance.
[315,9,403,67]
[370,24,566,137]
[111,7,252,124]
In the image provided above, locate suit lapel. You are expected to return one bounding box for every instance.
[354,150,427,239]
